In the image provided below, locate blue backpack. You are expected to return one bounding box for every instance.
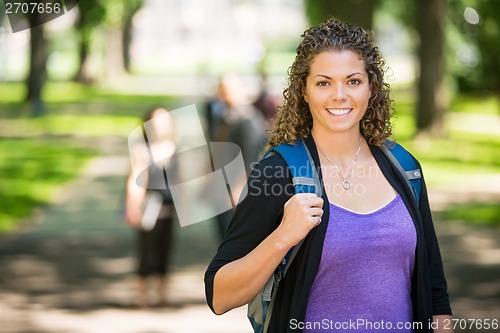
[247,139,422,333]
[381,141,422,206]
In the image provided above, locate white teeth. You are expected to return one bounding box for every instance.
[326,108,351,116]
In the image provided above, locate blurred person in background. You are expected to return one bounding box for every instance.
[205,76,231,144]
[125,106,177,308]
[205,17,452,332]
[252,72,280,130]
[205,74,267,241]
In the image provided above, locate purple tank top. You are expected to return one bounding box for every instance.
[303,195,416,332]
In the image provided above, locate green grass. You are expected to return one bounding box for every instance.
[0,81,499,230]
[0,82,26,103]
[390,96,500,227]
[0,81,182,233]
[391,94,500,190]
[0,114,140,138]
[450,94,500,115]
[0,81,177,107]
[435,202,500,227]
[0,138,96,232]
[393,133,500,210]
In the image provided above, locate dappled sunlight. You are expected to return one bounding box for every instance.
[1,0,500,331]
[460,233,500,265]
[90,257,135,275]
[434,220,500,322]
[4,255,62,291]
[31,306,251,333]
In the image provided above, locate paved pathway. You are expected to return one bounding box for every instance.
[0,137,251,333]
[1,136,499,333]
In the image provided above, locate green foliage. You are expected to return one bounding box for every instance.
[377,0,415,27]
[305,0,334,25]
[447,0,500,92]
[76,0,106,40]
[103,0,144,27]
[304,0,380,29]
[476,1,500,91]
[72,0,144,30]
[378,0,499,93]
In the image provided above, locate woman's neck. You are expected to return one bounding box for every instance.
[311,128,365,162]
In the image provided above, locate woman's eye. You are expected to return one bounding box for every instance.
[349,79,361,85]
[316,81,329,87]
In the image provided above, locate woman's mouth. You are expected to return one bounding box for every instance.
[326,108,352,116]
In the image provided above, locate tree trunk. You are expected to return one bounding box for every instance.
[415,0,447,135]
[72,0,106,84]
[122,14,134,73]
[25,16,47,116]
[477,1,500,92]
[0,6,5,27]
[122,1,144,73]
[73,38,93,84]
[105,28,125,79]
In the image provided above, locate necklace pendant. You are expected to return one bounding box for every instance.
[342,179,351,190]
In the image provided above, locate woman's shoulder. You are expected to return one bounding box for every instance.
[372,140,421,163]
[249,153,292,180]
[385,140,421,165]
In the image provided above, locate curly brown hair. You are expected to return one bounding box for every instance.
[266,17,393,149]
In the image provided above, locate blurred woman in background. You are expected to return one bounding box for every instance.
[125,106,176,308]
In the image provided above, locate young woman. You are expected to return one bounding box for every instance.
[205,18,452,332]
[125,106,176,308]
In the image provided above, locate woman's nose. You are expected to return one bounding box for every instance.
[330,84,347,101]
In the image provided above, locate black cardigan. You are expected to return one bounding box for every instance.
[205,136,452,332]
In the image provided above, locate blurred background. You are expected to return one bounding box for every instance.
[0,0,499,332]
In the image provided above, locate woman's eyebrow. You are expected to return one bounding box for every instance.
[346,72,366,78]
[313,74,332,79]
[313,72,367,79]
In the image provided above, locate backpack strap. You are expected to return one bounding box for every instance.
[248,140,322,333]
[381,141,422,206]
[261,140,322,296]
[264,140,322,197]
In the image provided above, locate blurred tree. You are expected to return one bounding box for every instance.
[103,0,143,76]
[73,0,106,83]
[304,0,381,30]
[73,0,143,81]
[122,0,144,72]
[415,0,447,134]
[476,1,500,92]
[0,4,5,27]
[306,0,449,134]
[26,14,47,116]
[448,0,500,92]
[446,0,478,92]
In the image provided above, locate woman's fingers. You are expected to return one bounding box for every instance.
[282,193,324,235]
[288,193,323,207]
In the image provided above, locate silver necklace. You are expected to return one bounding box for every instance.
[317,138,362,190]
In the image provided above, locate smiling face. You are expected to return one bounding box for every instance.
[304,50,372,138]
